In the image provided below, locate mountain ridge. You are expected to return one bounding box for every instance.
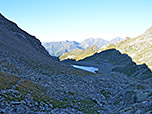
[42,40,83,57]
[43,37,123,57]
[60,45,99,61]
[101,26,152,70]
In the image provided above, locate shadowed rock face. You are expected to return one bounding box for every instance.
[0,13,49,56]
[0,12,52,66]
[0,13,59,78]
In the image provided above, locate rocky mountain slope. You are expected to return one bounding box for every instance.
[61,49,152,113]
[43,37,123,57]
[101,26,152,70]
[60,45,99,61]
[74,49,152,80]
[0,13,89,77]
[0,13,95,113]
[0,13,152,114]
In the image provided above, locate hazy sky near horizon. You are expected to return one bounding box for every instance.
[1,0,152,42]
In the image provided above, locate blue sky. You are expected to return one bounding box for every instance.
[1,0,152,42]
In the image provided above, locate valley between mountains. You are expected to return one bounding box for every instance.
[0,13,152,114]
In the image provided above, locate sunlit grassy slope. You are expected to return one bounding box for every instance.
[101,26,152,70]
[60,45,98,61]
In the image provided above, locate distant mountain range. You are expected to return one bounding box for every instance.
[80,37,123,49]
[42,40,82,57]
[42,37,123,57]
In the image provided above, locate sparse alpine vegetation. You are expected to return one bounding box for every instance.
[60,45,99,61]
[101,26,152,70]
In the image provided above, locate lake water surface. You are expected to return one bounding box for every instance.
[72,65,99,73]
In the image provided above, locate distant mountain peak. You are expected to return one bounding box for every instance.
[109,37,123,44]
[80,38,109,49]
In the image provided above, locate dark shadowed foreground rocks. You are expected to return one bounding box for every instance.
[0,13,152,114]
